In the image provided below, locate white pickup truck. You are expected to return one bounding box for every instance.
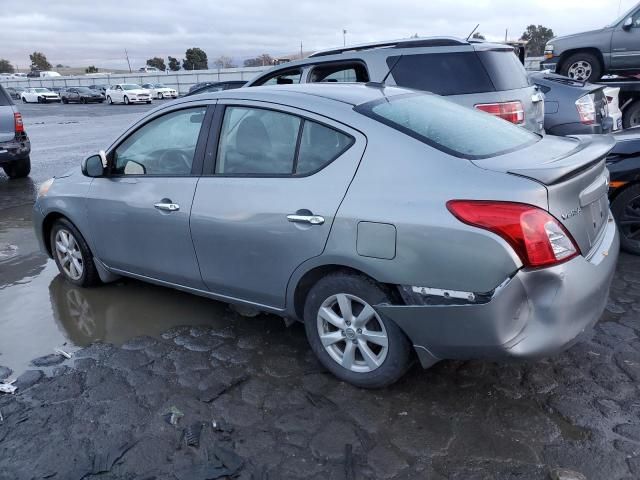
[105,84,152,105]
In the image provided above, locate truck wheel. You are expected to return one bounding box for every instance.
[623,101,640,129]
[560,52,602,82]
[2,156,31,179]
[612,184,640,255]
[303,272,412,388]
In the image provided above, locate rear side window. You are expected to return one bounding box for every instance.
[387,53,494,95]
[255,69,302,86]
[296,122,353,174]
[476,50,530,90]
[309,63,369,83]
[356,93,538,159]
[0,86,12,106]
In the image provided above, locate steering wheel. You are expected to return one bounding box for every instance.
[158,149,192,174]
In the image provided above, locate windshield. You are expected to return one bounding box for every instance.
[77,87,92,93]
[34,88,50,93]
[153,84,165,88]
[121,84,141,90]
[355,93,539,159]
[606,3,639,27]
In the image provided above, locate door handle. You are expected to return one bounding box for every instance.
[287,214,325,225]
[154,202,180,212]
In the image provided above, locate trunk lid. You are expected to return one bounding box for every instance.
[472,134,615,255]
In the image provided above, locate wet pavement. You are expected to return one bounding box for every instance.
[1,103,640,479]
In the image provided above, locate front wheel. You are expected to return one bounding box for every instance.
[81,97,87,104]
[50,218,101,287]
[612,184,640,255]
[107,96,113,105]
[158,92,163,99]
[2,156,30,179]
[303,272,412,388]
[124,96,130,105]
[559,52,602,82]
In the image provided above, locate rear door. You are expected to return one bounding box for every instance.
[190,101,366,308]
[0,87,15,143]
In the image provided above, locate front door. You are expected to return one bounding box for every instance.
[86,105,210,288]
[611,8,640,70]
[190,101,365,308]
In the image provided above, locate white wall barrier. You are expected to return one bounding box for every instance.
[0,66,268,94]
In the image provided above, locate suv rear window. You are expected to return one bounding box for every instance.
[387,52,494,95]
[0,86,12,106]
[355,93,538,159]
[476,50,530,90]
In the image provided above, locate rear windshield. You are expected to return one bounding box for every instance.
[0,86,12,106]
[387,50,529,95]
[355,93,539,159]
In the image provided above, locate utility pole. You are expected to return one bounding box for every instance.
[343,29,347,46]
[505,28,508,42]
[300,41,303,59]
[124,49,132,73]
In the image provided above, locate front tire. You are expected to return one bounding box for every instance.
[560,52,602,82]
[107,96,113,105]
[303,272,412,388]
[158,92,163,99]
[50,218,101,287]
[2,156,30,179]
[124,96,130,105]
[22,97,27,103]
[612,184,640,255]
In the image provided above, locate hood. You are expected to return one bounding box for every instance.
[126,89,150,95]
[55,166,80,179]
[549,27,613,46]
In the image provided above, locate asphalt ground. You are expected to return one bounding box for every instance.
[1,102,640,479]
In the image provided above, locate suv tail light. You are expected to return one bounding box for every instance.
[575,94,596,125]
[475,101,525,125]
[446,200,579,268]
[14,112,24,134]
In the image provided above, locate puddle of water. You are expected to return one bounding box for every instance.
[0,204,239,373]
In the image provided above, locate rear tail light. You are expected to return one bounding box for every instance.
[575,94,596,125]
[14,112,24,134]
[446,200,579,268]
[475,101,525,125]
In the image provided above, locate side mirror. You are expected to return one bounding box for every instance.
[81,154,105,177]
[623,17,633,30]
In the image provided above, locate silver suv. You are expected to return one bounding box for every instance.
[0,85,30,179]
[246,37,545,134]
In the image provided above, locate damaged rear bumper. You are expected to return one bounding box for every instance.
[377,216,619,367]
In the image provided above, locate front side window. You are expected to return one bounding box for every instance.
[356,93,538,159]
[216,107,301,174]
[256,69,302,86]
[113,107,206,175]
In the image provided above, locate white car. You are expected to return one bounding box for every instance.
[21,87,61,103]
[105,84,152,105]
[604,86,623,131]
[141,83,178,99]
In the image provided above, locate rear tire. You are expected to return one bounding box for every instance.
[22,97,27,103]
[612,184,640,255]
[2,156,30,179]
[50,218,101,287]
[303,272,412,388]
[62,98,68,104]
[559,52,602,82]
[81,97,87,104]
[623,101,640,130]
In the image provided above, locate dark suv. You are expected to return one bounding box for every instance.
[246,37,545,134]
[0,85,30,179]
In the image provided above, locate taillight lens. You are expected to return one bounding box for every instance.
[446,200,579,268]
[14,112,24,134]
[475,101,525,125]
[575,94,596,125]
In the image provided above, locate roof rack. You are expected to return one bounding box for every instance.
[309,37,470,58]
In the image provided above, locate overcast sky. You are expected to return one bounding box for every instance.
[1,0,637,70]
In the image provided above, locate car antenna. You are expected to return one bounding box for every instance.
[365,55,403,89]
[466,24,480,41]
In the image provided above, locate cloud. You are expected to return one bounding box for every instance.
[1,0,637,69]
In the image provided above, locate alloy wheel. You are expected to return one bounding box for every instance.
[620,194,640,247]
[567,61,592,81]
[316,293,389,373]
[55,229,84,281]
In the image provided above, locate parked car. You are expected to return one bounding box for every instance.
[33,84,618,387]
[4,87,24,100]
[529,73,612,135]
[49,86,65,95]
[542,2,640,82]
[141,83,178,99]
[88,84,110,97]
[105,84,152,105]
[61,86,105,104]
[186,81,246,96]
[139,66,160,73]
[0,85,31,178]
[245,36,545,134]
[607,127,640,254]
[604,86,624,131]
[21,87,61,103]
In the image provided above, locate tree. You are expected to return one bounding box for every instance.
[168,56,180,71]
[85,65,98,73]
[213,55,235,69]
[0,59,15,74]
[55,63,64,68]
[520,25,554,56]
[182,48,208,70]
[244,54,274,67]
[146,57,166,71]
[472,32,486,40]
[29,51,52,71]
